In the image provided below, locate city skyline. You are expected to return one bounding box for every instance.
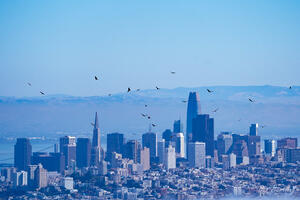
[0,1,300,199]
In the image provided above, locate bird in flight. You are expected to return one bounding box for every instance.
[248,98,255,103]
[212,108,219,113]
[136,89,140,92]
[145,104,148,107]
[171,71,176,74]
[108,94,112,96]
[152,123,156,127]
[94,76,99,80]
[147,116,151,119]
[40,91,45,95]
[289,86,292,89]
[156,86,160,90]
[182,100,187,103]
[141,113,147,117]
[207,89,213,93]
[91,122,95,126]
[261,125,266,128]
[127,87,131,93]
[27,82,32,86]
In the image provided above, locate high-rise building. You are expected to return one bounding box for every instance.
[1,167,16,182]
[76,138,91,168]
[91,112,102,166]
[162,129,173,147]
[173,120,183,133]
[59,136,76,168]
[142,132,157,162]
[34,164,47,189]
[164,145,176,170]
[246,135,261,157]
[217,132,233,160]
[107,133,124,161]
[124,140,140,163]
[14,138,32,171]
[27,165,38,188]
[229,136,249,164]
[157,139,165,164]
[277,138,298,149]
[222,155,230,170]
[188,142,206,168]
[31,152,65,174]
[140,147,150,171]
[249,123,258,136]
[12,171,28,187]
[175,133,185,158]
[192,114,214,157]
[92,112,101,148]
[264,139,276,157]
[99,160,108,175]
[186,92,201,158]
[229,153,236,168]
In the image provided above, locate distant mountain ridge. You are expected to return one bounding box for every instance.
[0,85,300,140]
[1,85,300,104]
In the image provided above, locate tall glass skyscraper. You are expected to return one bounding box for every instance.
[173,120,183,133]
[186,92,201,158]
[14,138,32,170]
[142,132,157,163]
[192,114,214,157]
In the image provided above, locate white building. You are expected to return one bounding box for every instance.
[233,186,242,196]
[63,177,74,190]
[188,142,206,168]
[175,133,185,158]
[164,145,176,169]
[242,156,249,165]
[12,171,28,187]
[157,139,165,164]
[140,147,150,171]
[229,153,236,168]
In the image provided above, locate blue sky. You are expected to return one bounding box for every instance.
[0,0,299,97]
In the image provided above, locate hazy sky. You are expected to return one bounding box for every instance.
[0,0,300,97]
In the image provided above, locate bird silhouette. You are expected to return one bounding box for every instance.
[152,123,156,127]
[141,113,147,117]
[171,71,176,74]
[289,86,292,89]
[212,108,219,113]
[40,91,45,95]
[147,116,151,119]
[108,94,112,96]
[261,125,266,128]
[127,87,131,93]
[182,100,187,103]
[136,89,140,92]
[27,82,32,86]
[145,104,148,107]
[207,89,213,93]
[156,86,160,90]
[91,122,95,126]
[94,76,99,80]
[248,98,255,103]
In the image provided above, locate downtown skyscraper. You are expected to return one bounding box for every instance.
[14,138,32,171]
[91,112,101,166]
[186,92,201,158]
[192,114,214,157]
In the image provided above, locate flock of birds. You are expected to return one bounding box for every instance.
[26,71,294,130]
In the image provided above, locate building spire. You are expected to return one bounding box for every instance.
[94,112,99,129]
